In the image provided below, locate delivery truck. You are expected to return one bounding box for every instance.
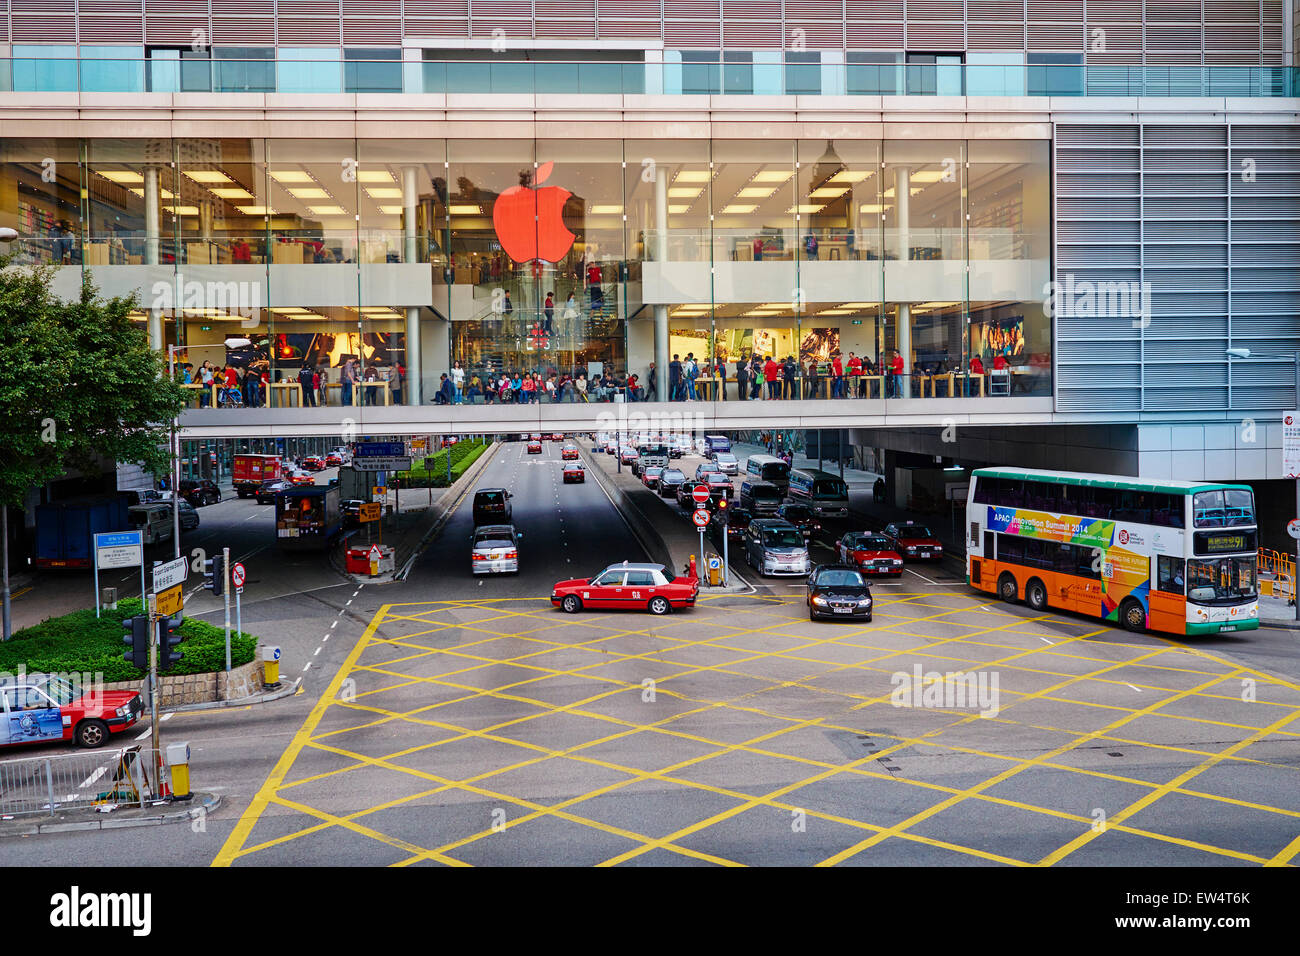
[233,454,284,497]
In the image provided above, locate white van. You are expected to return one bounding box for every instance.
[128,504,174,545]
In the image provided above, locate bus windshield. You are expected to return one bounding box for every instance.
[761,462,790,481]
[639,445,669,457]
[1193,489,1255,528]
[813,479,848,500]
[1187,556,1256,602]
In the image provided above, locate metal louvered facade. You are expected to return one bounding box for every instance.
[1054,122,1300,415]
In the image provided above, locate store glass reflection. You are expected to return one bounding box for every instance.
[0,135,1052,405]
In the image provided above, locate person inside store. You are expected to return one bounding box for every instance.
[750,356,763,400]
[297,363,317,408]
[434,372,451,405]
[734,356,747,402]
[783,355,798,400]
[889,350,905,398]
[362,363,379,406]
[231,236,252,264]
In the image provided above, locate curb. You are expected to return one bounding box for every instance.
[394,440,503,581]
[1258,619,1300,632]
[160,677,302,714]
[2,792,221,838]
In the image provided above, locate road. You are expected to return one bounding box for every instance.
[3,437,1299,868]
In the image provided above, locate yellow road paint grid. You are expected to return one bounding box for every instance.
[214,590,1300,867]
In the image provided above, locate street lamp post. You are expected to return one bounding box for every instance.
[168,345,181,560]
[0,226,17,640]
[1226,347,1300,621]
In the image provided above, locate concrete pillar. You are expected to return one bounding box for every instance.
[402,165,419,264]
[654,165,670,401]
[148,308,163,352]
[143,166,160,266]
[198,200,214,241]
[895,165,911,399]
[405,306,422,406]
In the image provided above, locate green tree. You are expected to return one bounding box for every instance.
[0,259,183,635]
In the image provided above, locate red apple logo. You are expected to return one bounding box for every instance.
[492,162,575,263]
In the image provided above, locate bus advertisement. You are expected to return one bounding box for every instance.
[967,467,1259,636]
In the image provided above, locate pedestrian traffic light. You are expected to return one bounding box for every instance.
[203,554,224,596]
[158,615,185,669]
[122,616,149,671]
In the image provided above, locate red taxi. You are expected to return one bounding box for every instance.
[561,444,580,460]
[300,456,325,472]
[2,675,144,749]
[324,453,344,467]
[552,562,698,616]
[882,521,945,562]
[289,471,316,486]
[527,440,543,454]
[562,462,585,483]
[836,532,904,576]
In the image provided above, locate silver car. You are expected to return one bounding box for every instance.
[471,524,522,575]
[712,452,740,475]
[743,519,811,577]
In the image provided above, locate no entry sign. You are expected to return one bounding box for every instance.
[692,485,711,504]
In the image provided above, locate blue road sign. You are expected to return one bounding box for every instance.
[94,531,143,549]
[356,442,407,458]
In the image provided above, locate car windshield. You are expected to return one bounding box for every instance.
[662,470,684,482]
[38,676,80,705]
[729,510,752,524]
[474,534,513,549]
[813,479,849,500]
[765,529,804,548]
[751,485,780,499]
[851,535,891,550]
[699,463,720,472]
[783,506,812,520]
[477,492,504,506]
[816,570,867,588]
[1187,556,1256,602]
[899,525,935,538]
[715,453,736,463]
[646,467,663,476]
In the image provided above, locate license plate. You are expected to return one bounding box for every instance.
[833,607,852,614]
[1219,624,1236,632]
[919,552,931,558]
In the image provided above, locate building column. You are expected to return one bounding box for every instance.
[402,165,419,264]
[654,166,669,401]
[144,166,160,266]
[405,307,422,406]
[895,165,912,399]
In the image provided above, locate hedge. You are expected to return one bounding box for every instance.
[395,438,491,488]
[0,598,257,683]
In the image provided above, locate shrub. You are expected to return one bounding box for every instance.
[396,439,491,488]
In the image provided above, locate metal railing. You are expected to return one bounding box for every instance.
[1257,547,1294,602]
[0,746,160,817]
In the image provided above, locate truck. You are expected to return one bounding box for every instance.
[233,454,284,498]
[275,485,342,551]
[34,494,134,569]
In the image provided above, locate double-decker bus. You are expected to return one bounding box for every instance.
[966,467,1258,636]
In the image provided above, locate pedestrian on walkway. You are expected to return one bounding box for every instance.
[297,362,317,407]
[764,355,780,400]
[669,354,683,402]
[646,362,658,401]
[451,360,465,404]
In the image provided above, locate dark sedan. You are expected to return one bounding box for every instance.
[657,468,687,499]
[255,478,293,504]
[777,503,822,540]
[807,565,874,622]
[708,506,752,549]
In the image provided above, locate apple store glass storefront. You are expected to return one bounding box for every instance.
[0,136,1051,403]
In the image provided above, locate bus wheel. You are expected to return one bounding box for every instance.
[1026,579,1048,612]
[1120,599,1146,633]
[998,573,1018,603]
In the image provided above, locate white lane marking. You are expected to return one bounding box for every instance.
[1039,637,1054,645]
[314,646,322,656]
[244,512,261,522]
[330,620,338,628]
[323,634,329,642]
[303,661,312,672]
[160,713,172,723]
[904,568,941,584]
[134,727,152,741]
[77,765,109,790]
[1127,684,1141,692]
[345,599,352,606]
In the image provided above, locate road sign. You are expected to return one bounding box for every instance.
[356,441,407,458]
[95,531,142,570]
[1285,412,1300,478]
[152,556,188,592]
[352,456,412,472]
[231,562,246,589]
[155,584,183,617]
[692,509,710,528]
[692,485,711,504]
[1288,519,1300,540]
[359,502,382,522]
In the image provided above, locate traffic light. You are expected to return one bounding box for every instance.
[203,553,224,596]
[122,616,149,671]
[717,496,729,522]
[158,616,185,669]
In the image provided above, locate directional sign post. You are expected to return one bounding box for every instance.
[152,556,188,594]
[231,562,245,656]
[93,531,143,619]
[155,584,183,617]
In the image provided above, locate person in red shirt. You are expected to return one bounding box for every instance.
[586,260,604,311]
[889,351,904,398]
[848,352,863,398]
[764,356,780,399]
[970,355,985,375]
[224,365,238,387]
[831,352,845,399]
[993,351,1008,371]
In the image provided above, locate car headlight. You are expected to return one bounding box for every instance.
[811,596,828,605]
[857,598,872,607]
[116,704,131,717]
[893,559,902,565]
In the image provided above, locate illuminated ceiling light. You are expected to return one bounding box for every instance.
[839,302,877,309]
[819,309,853,315]
[588,204,624,215]
[97,170,144,184]
[164,205,200,216]
[752,170,793,183]
[129,187,174,199]
[235,205,276,215]
[356,170,395,183]
[291,312,327,321]
[183,170,233,184]
[210,187,255,200]
[449,204,482,215]
[360,307,401,315]
[668,187,703,198]
[745,310,781,317]
[736,187,776,199]
[269,307,310,314]
[719,204,758,214]
[287,187,331,199]
[858,203,892,213]
[787,204,823,214]
[809,187,849,199]
[307,205,347,216]
[667,204,691,214]
[270,170,314,183]
[376,205,404,215]
[909,170,952,183]
[828,170,872,183]
[364,187,403,199]
[673,170,713,182]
